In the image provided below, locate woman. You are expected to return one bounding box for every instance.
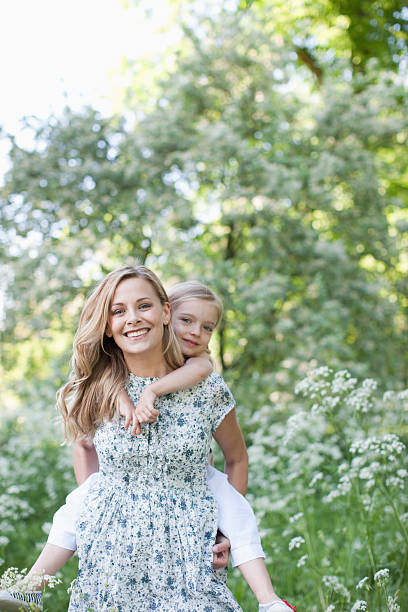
[60,266,246,611]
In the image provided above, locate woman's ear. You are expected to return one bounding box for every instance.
[163,302,171,325]
[105,326,113,338]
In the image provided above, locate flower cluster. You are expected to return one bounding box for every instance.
[322,575,351,602]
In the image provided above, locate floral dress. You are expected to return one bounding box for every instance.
[68,372,242,612]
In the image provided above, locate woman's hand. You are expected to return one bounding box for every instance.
[212,532,230,569]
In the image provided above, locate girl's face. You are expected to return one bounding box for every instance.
[106,277,170,370]
[171,298,219,358]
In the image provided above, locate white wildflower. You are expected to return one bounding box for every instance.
[324,474,352,502]
[373,568,390,587]
[331,370,357,394]
[356,576,369,590]
[44,574,62,588]
[351,600,367,611]
[297,554,308,567]
[387,594,401,612]
[386,476,405,489]
[325,606,335,612]
[284,412,309,442]
[288,536,305,550]
[322,575,351,601]
[289,512,304,523]
[0,568,27,590]
[309,472,323,487]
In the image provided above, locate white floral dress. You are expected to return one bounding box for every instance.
[68,373,242,612]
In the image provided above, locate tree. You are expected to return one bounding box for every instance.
[240,0,408,76]
[2,9,408,400]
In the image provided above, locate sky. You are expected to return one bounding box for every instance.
[0,0,178,174]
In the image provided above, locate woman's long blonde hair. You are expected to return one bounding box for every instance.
[58,266,184,442]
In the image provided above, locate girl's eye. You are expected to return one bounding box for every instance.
[181,317,191,323]
[204,326,214,333]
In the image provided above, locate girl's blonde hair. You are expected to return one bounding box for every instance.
[58,265,184,442]
[168,281,223,325]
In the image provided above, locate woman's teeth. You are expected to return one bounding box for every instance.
[127,329,148,338]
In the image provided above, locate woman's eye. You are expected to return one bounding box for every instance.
[181,317,191,323]
[139,303,151,309]
[112,309,124,315]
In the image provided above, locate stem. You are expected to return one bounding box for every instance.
[352,479,377,574]
[298,497,327,611]
[379,482,408,546]
[396,545,408,590]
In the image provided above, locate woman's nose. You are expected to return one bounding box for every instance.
[126,309,141,324]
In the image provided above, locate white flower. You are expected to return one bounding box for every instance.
[289,512,304,523]
[387,594,401,612]
[322,575,351,601]
[288,536,305,550]
[297,554,308,567]
[373,568,390,587]
[351,600,367,611]
[356,576,369,590]
[309,472,323,487]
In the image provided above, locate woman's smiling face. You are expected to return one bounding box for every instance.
[171,298,219,358]
[106,277,170,371]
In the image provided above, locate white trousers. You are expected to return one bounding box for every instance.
[47,465,264,568]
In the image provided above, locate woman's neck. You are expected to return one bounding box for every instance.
[125,355,171,378]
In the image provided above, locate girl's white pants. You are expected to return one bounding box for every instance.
[47,465,264,568]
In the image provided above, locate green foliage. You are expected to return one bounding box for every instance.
[240,0,408,74]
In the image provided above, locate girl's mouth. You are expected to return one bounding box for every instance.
[183,338,199,347]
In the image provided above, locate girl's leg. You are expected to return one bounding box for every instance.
[26,544,74,586]
[238,558,280,604]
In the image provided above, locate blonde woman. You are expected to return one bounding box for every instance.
[12,266,243,611]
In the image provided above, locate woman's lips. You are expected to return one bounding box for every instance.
[125,328,150,340]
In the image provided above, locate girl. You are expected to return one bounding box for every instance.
[0,274,293,611]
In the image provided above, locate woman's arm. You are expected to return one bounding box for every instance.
[73,439,98,486]
[212,409,248,495]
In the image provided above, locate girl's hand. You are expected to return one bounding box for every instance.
[212,532,230,569]
[133,386,160,435]
[118,389,141,436]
